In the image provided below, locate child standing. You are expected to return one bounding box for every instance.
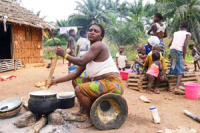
[169,21,191,93]
[134,47,147,74]
[145,52,170,94]
[189,44,200,71]
[116,46,127,71]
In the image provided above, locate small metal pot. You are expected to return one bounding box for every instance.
[57,92,75,109]
[28,91,58,115]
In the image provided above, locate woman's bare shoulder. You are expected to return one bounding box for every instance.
[91,41,107,49]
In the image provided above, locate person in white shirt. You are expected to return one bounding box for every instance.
[116,46,127,71]
[76,30,90,57]
[169,21,191,94]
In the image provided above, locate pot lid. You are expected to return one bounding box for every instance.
[29,91,57,96]
[57,92,75,99]
[0,98,22,112]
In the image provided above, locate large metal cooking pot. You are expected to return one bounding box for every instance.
[28,91,58,115]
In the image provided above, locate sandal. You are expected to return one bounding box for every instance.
[174,89,185,95]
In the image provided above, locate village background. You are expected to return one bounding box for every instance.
[1,0,200,133]
[16,0,199,63]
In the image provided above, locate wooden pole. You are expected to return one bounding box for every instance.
[11,25,17,71]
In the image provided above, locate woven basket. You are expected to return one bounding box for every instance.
[0,103,23,119]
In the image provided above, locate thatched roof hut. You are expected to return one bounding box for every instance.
[0,0,47,28]
[0,0,51,72]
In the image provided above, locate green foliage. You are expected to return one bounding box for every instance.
[68,0,107,28]
[42,0,198,63]
[44,38,61,46]
[55,19,69,27]
[43,46,67,59]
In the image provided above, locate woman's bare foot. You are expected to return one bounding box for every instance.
[72,111,88,117]
[77,118,93,129]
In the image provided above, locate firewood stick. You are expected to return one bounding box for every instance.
[26,117,47,133]
[14,111,36,128]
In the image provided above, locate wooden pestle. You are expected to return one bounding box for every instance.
[44,49,71,92]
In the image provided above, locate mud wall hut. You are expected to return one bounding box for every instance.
[0,0,50,64]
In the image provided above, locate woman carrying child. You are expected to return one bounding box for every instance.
[147,13,167,53]
[145,52,170,94]
[189,44,200,71]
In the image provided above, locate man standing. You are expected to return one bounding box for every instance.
[76,30,90,57]
[68,29,76,66]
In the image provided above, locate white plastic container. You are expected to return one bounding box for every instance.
[149,106,161,124]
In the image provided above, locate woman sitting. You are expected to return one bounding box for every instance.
[49,23,124,128]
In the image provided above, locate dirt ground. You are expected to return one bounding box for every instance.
[0,60,200,133]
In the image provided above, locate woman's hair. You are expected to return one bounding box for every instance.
[180,21,188,29]
[89,23,105,40]
[152,52,160,62]
[155,13,163,20]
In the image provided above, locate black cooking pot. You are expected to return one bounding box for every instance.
[57,92,75,109]
[28,91,58,115]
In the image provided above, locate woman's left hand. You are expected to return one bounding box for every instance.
[56,46,66,58]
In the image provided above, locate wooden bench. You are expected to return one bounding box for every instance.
[127,72,200,91]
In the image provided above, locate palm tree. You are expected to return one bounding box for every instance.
[102,0,119,12]
[68,0,107,28]
[154,0,200,48]
[55,19,68,27]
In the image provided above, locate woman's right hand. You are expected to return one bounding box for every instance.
[48,79,57,88]
[56,46,66,58]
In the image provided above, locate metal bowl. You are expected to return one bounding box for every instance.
[0,98,22,112]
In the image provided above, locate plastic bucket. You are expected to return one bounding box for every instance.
[68,66,77,72]
[184,82,200,100]
[120,70,132,80]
